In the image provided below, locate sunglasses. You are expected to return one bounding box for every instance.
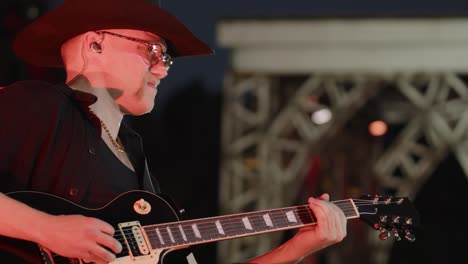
[98,31,173,71]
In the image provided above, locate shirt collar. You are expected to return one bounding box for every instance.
[54,83,141,139]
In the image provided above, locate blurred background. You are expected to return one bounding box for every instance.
[1,0,468,263]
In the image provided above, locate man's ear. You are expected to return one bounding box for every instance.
[84,31,104,54]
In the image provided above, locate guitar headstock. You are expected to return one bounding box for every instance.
[355,195,420,242]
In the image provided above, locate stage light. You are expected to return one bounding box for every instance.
[369,120,388,136]
[311,108,332,125]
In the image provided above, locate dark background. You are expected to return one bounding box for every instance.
[1,1,468,263]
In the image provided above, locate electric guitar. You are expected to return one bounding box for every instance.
[1,190,419,263]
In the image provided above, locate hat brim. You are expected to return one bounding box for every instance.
[13,0,214,67]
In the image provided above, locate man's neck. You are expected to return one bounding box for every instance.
[68,78,124,140]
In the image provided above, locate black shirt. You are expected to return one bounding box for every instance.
[0,80,160,207]
[0,81,201,263]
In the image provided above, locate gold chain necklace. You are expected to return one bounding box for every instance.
[99,119,125,153]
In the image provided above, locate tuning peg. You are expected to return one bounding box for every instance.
[385,196,393,204]
[392,228,402,241]
[392,216,400,224]
[405,218,413,225]
[404,230,416,242]
[380,215,388,223]
[373,195,380,203]
[397,198,404,204]
[379,229,391,240]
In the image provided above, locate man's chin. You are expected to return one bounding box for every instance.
[119,102,154,116]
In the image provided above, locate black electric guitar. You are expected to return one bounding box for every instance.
[1,190,419,263]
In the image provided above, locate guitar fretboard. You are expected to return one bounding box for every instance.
[142,199,358,249]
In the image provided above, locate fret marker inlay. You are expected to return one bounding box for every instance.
[242,217,253,230]
[192,224,201,238]
[286,211,297,223]
[178,224,188,241]
[263,213,274,227]
[215,220,225,235]
[155,228,164,244]
[166,226,175,243]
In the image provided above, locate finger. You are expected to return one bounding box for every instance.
[328,200,347,240]
[90,244,116,263]
[318,193,330,201]
[93,218,115,236]
[97,233,122,254]
[337,205,347,238]
[308,197,331,235]
[331,206,344,240]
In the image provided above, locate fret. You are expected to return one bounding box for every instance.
[241,215,255,234]
[334,199,359,218]
[143,227,160,249]
[167,224,185,245]
[284,208,303,227]
[215,220,226,236]
[177,224,188,242]
[295,206,315,225]
[166,226,176,244]
[225,216,247,236]
[262,212,275,229]
[191,223,203,241]
[198,221,220,240]
[155,227,165,245]
[220,217,238,237]
[181,221,201,243]
[270,209,289,229]
[248,213,268,233]
[157,225,176,247]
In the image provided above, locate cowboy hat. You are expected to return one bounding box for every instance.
[13,0,213,67]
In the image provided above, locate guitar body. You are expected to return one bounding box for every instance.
[1,191,419,264]
[1,190,194,264]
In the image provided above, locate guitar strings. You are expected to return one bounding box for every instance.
[110,200,405,246]
[112,200,401,244]
[49,200,387,264]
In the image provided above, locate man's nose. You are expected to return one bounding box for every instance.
[150,62,168,79]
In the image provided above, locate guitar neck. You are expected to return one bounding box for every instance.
[142,199,359,249]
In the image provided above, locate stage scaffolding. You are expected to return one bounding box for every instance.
[217,18,468,264]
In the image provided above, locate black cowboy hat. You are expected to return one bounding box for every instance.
[13,0,213,67]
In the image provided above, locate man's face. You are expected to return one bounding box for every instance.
[98,29,170,115]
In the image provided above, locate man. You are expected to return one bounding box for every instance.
[0,0,347,263]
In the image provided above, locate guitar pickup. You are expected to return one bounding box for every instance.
[118,221,152,259]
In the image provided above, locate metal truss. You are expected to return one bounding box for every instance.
[370,72,468,263]
[217,17,468,264]
[219,71,468,264]
[218,73,381,263]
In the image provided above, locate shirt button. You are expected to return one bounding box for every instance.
[68,188,79,197]
[88,147,95,155]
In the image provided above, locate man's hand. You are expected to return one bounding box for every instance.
[38,214,122,263]
[292,193,347,255]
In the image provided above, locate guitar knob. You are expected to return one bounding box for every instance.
[405,230,416,242]
[379,229,391,240]
[134,199,152,215]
